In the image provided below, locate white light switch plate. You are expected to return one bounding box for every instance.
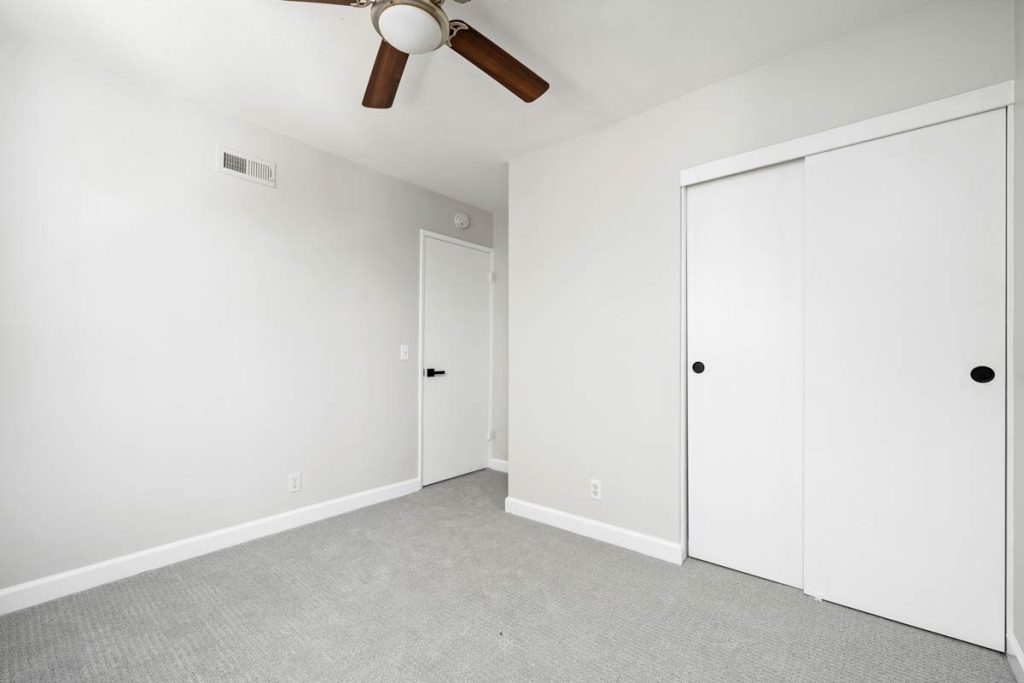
[400,344,410,361]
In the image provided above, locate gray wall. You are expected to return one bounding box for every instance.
[0,37,492,590]
[508,0,1013,544]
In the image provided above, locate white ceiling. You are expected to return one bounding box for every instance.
[0,0,929,211]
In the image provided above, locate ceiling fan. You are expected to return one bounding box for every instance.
[284,0,550,109]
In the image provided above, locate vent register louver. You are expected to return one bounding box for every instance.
[217,146,276,188]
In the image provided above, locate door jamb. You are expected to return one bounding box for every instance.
[418,229,495,487]
[1006,103,1016,659]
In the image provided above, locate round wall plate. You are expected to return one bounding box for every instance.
[454,213,471,230]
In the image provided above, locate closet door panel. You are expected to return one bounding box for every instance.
[803,110,1005,650]
[687,160,804,588]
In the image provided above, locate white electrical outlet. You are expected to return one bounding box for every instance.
[400,344,410,361]
[590,479,602,500]
[288,472,302,494]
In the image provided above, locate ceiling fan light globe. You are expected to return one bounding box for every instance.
[377,4,445,55]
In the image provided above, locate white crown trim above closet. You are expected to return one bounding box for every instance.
[679,81,1013,188]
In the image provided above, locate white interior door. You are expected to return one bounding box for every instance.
[687,160,805,588]
[803,110,1006,650]
[421,234,492,486]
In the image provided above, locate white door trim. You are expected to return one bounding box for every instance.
[679,81,1013,188]
[418,229,495,486]
[420,229,495,254]
[678,84,1014,619]
[1006,104,1016,655]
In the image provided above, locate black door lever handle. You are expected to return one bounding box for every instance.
[425,368,446,378]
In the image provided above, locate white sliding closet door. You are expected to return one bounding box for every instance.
[803,110,1006,650]
[687,160,804,588]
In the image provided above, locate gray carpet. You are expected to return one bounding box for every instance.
[0,470,1013,682]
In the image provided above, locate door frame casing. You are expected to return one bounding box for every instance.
[679,81,1014,649]
[418,229,495,486]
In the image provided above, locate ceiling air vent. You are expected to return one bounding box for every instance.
[217,146,276,188]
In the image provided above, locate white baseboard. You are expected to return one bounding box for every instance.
[1008,632,1024,682]
[0,477,421,616]
[489,458,508,473]
[505,497,683,565]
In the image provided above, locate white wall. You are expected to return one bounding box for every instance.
[0,37,492,590]
[492,210,509,465]
[508,0,1013,544]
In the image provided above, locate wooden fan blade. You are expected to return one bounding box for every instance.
[282,1,368,6]
[363,40,409,109]
[448,22,549,103]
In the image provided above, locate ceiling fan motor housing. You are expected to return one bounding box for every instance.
[371,0,450,55]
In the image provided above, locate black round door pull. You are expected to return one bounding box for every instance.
[971,366,995,384]
[692,362,705,374]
